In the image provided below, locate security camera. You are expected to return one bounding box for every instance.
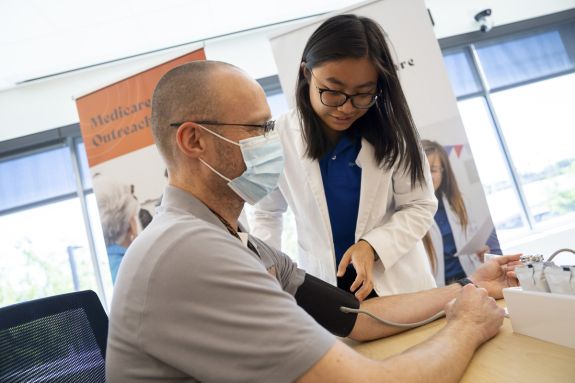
[474,9,493,33]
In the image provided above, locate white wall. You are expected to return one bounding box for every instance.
[2,0,574,143]
[0,45,197,142]
[0,22,306,143]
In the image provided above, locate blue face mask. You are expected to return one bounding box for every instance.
[198,126,284,205]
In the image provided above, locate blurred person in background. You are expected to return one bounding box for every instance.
[422,139,502,286]
[92,174,141,283]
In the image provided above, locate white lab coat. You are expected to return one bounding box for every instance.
[250,110,438,296]
[429,195,482,287]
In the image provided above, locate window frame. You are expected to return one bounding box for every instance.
[439,8,575,234]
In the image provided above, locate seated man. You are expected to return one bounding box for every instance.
[106,60,520,383]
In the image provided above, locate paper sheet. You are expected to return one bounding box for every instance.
[454,218,494,257]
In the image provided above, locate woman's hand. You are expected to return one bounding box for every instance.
[337,240,376,301]
[476,245,490,263]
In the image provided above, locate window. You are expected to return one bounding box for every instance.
[441,16,575,242]
[0,130,112,309]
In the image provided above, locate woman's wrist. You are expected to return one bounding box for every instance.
[359,239,378,261]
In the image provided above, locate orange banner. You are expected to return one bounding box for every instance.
[76,49,206,167]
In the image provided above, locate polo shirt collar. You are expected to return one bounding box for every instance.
[330,130,361,156]
[159,185,231,232]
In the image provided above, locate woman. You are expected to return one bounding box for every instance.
[93,174,141,283]
[251,14,437,299]
[422,139,501,286]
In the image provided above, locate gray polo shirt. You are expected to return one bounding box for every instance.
[106,186,335,383]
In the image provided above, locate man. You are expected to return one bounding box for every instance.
[106,61,520,383]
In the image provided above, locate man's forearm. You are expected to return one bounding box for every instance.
[349,284,462,341]
[298,319,482,383]
[373,319,481,382]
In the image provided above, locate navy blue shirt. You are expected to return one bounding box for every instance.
[319,134,362,266]
[434,198,466,282]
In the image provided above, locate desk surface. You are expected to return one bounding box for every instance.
[344,301,575,383]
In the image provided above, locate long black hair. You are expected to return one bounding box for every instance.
[295,14,425,186]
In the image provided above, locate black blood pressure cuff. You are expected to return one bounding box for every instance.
[294,273,360,337]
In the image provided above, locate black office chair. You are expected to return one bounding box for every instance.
[0,290,108,382]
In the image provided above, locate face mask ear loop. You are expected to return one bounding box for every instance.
[199,158,232,182]
[198,124,240,147]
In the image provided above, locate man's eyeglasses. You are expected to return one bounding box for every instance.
[170,120,275,135]
[310,70,379,109]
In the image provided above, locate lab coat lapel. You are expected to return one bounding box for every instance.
[355,139,383,237]
[295,130,333,241]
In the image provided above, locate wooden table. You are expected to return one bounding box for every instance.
[343,301,575,383]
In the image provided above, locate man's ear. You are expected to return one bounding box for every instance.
[175,122,204,158]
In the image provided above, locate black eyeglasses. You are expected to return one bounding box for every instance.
[170,120,275,135]
[316,87,379,109]
[310,70,379,109]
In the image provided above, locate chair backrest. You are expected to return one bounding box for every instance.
[0,290,108,382]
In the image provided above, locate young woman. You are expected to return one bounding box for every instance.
[422,139,502,286]
[251,14,437,300]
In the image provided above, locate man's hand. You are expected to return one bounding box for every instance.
[445,284,505,347]
[470,254,522,299]
[337,240,376,301]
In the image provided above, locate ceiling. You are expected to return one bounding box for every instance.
[0,0,361,90]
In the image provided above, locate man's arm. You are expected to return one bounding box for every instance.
[349,283,461,340]
[292,253,520,340]
[348,254,521,341]
[297,285,504,383]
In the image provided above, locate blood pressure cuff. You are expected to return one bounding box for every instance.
[294,273,360,337]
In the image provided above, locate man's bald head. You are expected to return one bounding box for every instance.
[151,60,253,165]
